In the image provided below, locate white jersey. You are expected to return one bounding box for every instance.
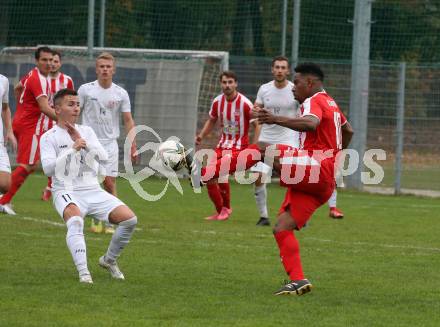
[78,81,131,142]
[40,124,109,192]
[255,80,300,147]
[0,74,9,144]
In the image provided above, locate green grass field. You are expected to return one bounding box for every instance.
[1,173,440,327]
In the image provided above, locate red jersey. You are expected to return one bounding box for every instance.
[13,67,51,134]
[299,91,347,153]
[49,72,74,96]
[209,92,252,150]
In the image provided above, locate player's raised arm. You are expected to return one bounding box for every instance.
[256,108,319,131]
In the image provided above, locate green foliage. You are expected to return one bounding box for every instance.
[2,0,440,61]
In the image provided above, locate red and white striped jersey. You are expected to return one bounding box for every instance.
[13,67,52,135]
[209,92,253,150]
[299,91,347,153]
[49,72,74,96]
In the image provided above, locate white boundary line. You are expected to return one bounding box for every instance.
[8,217,439,253]
[16,216,142,231]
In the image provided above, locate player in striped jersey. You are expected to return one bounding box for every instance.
[0,47,56,215]
[41,50,75,201]
[195,71,256,220]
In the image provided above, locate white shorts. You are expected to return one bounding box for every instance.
[0,145,11,173]
[250,161,272,174]
[101,140,119,177]
[53,188,125,222]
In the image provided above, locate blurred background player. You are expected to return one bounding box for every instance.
[78,52,137,234]
[254,63,354,295]
[41,49,75,201]
[0,74,17,195]
[40,88,137,283]
[251,56,299,226]
[195,71,256,221]
[0,46,56,215]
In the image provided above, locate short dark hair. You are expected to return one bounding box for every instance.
[219,70,237,82]
[54,88,78,106]
[271,55,290,67]
[35,46,52,60]
[294,63,324,81]
[52,50,62,60]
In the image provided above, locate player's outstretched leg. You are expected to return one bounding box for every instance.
[64,205,92,284]
[254,178,270,226]
[328,188,344,219]
[99,205,137,280]
[272,211,312,296]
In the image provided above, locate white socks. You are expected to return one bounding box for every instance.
[328,188,338,208]
[66,216,89,276]
[254,184,268,218]
[105,216,137,263]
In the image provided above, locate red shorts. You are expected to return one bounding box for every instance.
[276,144,336,229]
[278,181,335,230]
[14,130,42,165]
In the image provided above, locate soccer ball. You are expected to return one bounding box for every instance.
[157,140,186,171]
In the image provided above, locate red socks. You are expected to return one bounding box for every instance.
[47,177,52,189]
[206,183,223,213]
[218,183,230,209]
[0,166,31,204]
[274,230,304,281]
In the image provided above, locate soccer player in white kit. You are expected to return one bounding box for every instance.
[252,56,343,226]
[0,74,17,195]
[41,49,75,201]
[78,52,137,234]
[251,56,300,226]
[40,88,137,283]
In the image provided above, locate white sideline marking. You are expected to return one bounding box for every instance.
[17,216,143,231]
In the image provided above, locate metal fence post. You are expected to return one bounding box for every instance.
[87,0,95,58]
[346,0,372,190]
[394,62,406,194]
[99,0,106,48]
[291,0,301,70]
[281,0,288,56]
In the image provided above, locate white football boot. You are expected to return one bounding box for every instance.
[98,256,125,280]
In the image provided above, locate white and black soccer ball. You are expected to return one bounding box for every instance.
[157,140,186,171]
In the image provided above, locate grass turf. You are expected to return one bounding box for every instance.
[1,173,439,326]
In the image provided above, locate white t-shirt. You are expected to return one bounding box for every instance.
[255,80,300,147]
[40,124,109,192]
[78,81,131,142]
[0,74,9,144]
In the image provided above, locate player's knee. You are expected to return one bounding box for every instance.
[63,203,81,220]
[0,178,11,193]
